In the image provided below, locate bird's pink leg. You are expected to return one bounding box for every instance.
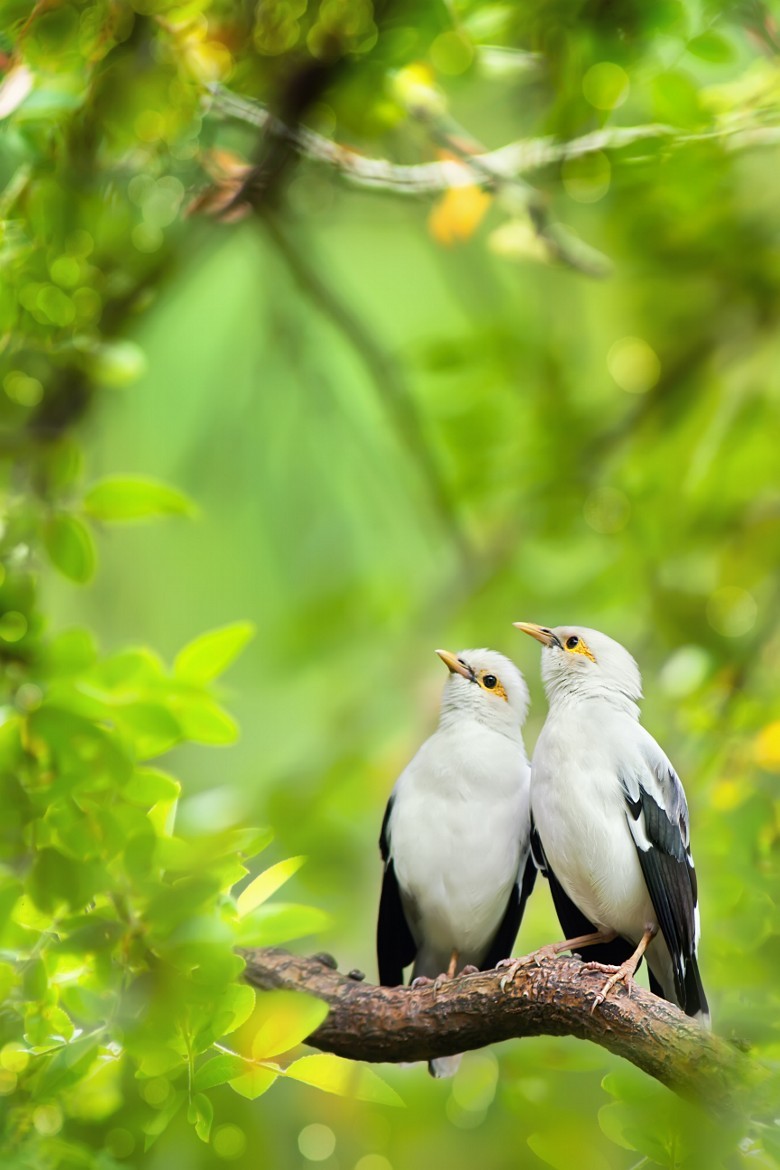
[497,930,618,990]
[585,925,658,1012]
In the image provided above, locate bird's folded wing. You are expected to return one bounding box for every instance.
[480,847,537,971]
[619,738,698,1006]
[377,796,416,986]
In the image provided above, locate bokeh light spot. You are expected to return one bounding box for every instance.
[430,31,474,75]
[299,1123,336,1161]
[607,337,661,394]
[562,151,611,203]
[33,1104,63,1135]
[583,487,630,534]
[658,646,710,697]
[583,62,630,110]
[1,1043,29,1073]
[106,1128,135,1158]
[213,1124,247,1160]
[0,612,28,643]
[706,586,757,637]
[355,1156,393,1170]
[0,1070,17,1095]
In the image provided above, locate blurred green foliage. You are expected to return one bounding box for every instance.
[2,0,780,1167]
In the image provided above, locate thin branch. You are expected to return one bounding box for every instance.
[206,85,780,198]
[205,86,675,194]
[262,212,474,564]
[242,947,776,1119]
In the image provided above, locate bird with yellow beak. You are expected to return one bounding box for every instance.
[507,623,708,1023]
[377,647,536,1076]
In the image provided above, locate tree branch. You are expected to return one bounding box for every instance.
[242,947,775,1118]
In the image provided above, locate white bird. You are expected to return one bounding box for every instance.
[510,623,708,1022]
[377,647,535,1076]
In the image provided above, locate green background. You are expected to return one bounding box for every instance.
[2,0,780,1166]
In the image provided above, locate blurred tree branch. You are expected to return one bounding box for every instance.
[242,947,776,1118]
[205,85,780,195]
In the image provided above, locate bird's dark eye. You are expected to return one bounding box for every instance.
[566,636,580,649]
[482,674,497,689]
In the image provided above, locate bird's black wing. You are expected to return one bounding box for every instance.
[619,740,708,1017]
[376,796,416,987]
[533,823,660,986]
[480,848,537,971]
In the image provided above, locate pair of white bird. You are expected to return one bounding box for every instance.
[377,624,709,1077]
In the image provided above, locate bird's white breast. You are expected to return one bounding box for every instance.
[389,722,530,972]
[531,705,655,942]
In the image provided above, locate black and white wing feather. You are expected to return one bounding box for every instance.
[376,797,416,987]
[619,734,708,1019]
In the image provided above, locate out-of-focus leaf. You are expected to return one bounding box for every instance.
[43,513,96,583]
[235,856,305,918]
[188,1092,213,1143]
[228,1064,278,1100]
[283,1053,403,1106]
[245,990,329,1060]
[143,1089,186,1150]
[169,695,239,744]
[529,1129,612,1170]
[83,476,195,522]
[193,1052,249,1091]
[687,31,735,63]
[234,902,332,947]
[123,767,181,805]
[174,622,256,684]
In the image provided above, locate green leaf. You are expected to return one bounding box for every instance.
[687,31,735,63]
[529,1129,611,1170]
[124,767,182,805]
[217,984,256,1036]
[234,902,332,947]
[174,621,256,684]
[193,1053,249,1092]
[170,695,239,744]
[83,475,195,523]
[188,1092,213,1143]
[247,990,329,1060]
[236,857,305,918]
[228,1064,278,1101]
[143,1089,186,1150]
[116,704,181,759]
[44,513,96,583]
[284,1054,403,1107]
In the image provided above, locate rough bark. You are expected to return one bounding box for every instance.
[242,947,774,1118]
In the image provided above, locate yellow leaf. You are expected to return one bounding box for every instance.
[236,857,305,918]
[245,991,330,1061]
[754,721,780,771]
[429,185,492,245]
[283,1053,403,1107]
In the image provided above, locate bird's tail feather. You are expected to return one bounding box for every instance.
[428,1054,461,1078]
[684,955,709,1025]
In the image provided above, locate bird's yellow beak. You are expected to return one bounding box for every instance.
[435,649,472,679]
[513,622,557,647]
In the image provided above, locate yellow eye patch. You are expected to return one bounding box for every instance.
[478,672,508,701]
[564,636,596,663]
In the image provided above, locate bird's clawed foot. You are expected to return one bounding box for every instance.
[584,925,657,1014]
[497,944,562,990]
[459,964,479,976]
[585,960,638,1013]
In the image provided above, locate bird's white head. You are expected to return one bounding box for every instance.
[435,647,530,739]
[513,623,642,715]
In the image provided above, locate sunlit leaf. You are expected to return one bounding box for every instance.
[228,1064,278,1100]
[234,902,332,947]
[235,856,305,918]
[83,476,195,523]
[174,622,256,684]
[243,990,329,1060]
[193,1052,249,1092]
[283,1053,403,1106]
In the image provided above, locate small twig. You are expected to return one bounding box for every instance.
[242,946,776,1119]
